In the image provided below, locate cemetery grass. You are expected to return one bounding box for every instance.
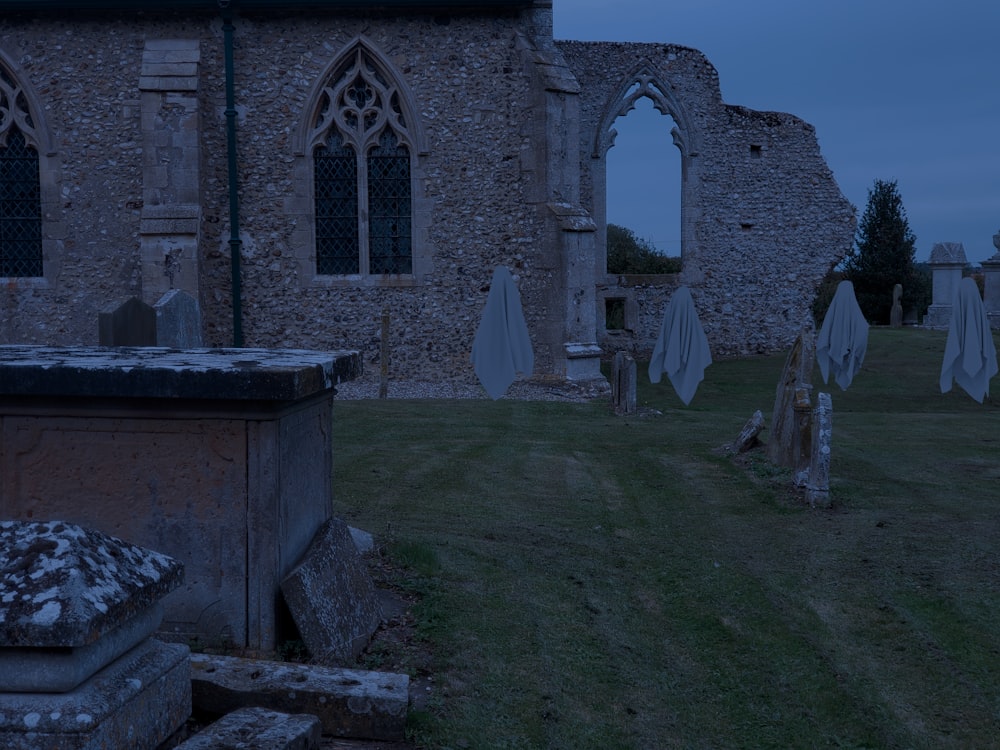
[334,328,1000,750]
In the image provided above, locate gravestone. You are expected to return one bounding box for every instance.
[611,350,637,415]
[792,387,813,487]
[0,520,190,750]
[890,284,903,328]
[924,242,968,328]
[280,517,383,665]
[732,410,764,453]
[805,392,833,508]
[154,289,203,347]
[767,328,814,467]
[98,296,156,346]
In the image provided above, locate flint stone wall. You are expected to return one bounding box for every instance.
[0,3,853,378]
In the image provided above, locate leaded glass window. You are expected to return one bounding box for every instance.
[0,129,41,278]
[311,44,413,276]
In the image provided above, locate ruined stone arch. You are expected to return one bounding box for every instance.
[591,64,698,274]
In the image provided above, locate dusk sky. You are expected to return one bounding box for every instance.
[554,0,1000,264]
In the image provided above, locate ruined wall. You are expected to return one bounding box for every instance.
[0,6,559,382]
[559,41,856,358]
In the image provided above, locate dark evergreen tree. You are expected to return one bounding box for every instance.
[843,179,920,324]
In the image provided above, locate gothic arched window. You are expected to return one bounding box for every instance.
[311,45,413,276]
[0,66,42,278]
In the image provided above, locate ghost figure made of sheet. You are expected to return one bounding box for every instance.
[940,277,998,403]
[471,266,535,400]
[816,280,869,391]
[648,285,712,405]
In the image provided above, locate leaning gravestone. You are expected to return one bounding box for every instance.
[280,517,383,665]
[767,329,814,468]
[732,410,765,453]
[0,520,190,750]
[98,296,156,346]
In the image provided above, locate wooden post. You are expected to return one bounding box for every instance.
[379,308,389,399]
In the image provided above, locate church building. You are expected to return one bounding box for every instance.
[0,0,854,383]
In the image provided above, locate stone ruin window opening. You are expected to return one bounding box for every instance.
[605,92,681,274]
[750,144,762,159]
[311,44,414,276]
[605,297,626,330]
[0,63,43,279]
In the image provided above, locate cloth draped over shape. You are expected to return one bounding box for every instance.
[471,266,534,400]
[940,277,998,403]
[816,280,869,391]
[648,285,712,405]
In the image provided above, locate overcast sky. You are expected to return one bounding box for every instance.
[554,0,1000,264]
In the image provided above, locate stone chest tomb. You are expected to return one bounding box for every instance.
[0,345,361,651]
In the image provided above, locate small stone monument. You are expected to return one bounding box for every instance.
[805,392,833,508]
[924,242,968,328]
[611,350,637,416]
[982,231,1000,330]
[98,296,157,346]
[890,283,903,328]
[732,410,765,453]
[0,520,190,749]
[767,328,814,468]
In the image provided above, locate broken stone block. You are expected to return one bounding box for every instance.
[174,707,322,750]
[280,517,382,665]
[190,653,409,741]
[732,410,765,453]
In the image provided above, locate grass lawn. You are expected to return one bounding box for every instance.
[333,327,1000,750]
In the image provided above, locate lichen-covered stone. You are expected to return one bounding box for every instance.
[0,520,182,648]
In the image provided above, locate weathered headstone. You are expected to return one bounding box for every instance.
[154,289,203,347]
[98,296,156,346]
[924,242,968,328]
[792,387,813,487]
[805,392,833,508]
[890,283,903,328]
[767,328,814,467]
[732,410,765,453]
[611,350,637,415]
[0,520,190,750]
[280,517,383,665]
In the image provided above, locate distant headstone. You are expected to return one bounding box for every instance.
[154,289,203,347]
[890,284,903,328]
[98,296,156,346]
[805,392,833,508]
[982,232,1000,330]
[732,410,765,453]
[280,517,383,665]
[611,350,637,416]
[767,328,814,468]
[924,242,968,328]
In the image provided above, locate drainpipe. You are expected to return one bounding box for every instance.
[221,0,243,347]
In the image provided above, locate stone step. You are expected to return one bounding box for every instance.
[190,653,408,741]
[173,707,321,750]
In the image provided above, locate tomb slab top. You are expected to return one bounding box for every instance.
[0,520,183,648]
[0,346,361,401]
